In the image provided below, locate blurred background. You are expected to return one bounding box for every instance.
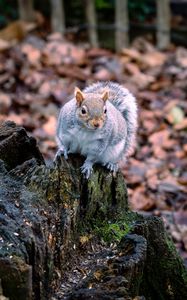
[0,0,187,263]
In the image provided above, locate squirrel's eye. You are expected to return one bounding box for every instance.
[104,107,107,114]
[81,107,87,114]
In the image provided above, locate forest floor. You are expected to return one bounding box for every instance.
[0,28,187,265]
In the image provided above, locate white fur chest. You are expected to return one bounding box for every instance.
[65,126,101,156]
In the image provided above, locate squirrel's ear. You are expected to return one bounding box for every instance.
[101,90,108,102]
[75,87,85,106]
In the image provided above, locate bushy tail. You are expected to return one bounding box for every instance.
[84,81,138,157]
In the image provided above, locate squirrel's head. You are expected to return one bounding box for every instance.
[75,87,108,130]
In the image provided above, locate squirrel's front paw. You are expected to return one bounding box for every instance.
[81,162,93,179]
[106,162,118,173]
[54,147,68,162]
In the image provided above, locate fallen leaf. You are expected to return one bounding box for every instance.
[79,235,90,245]
[153,147,167,160]
[140,51,166,68]
[178,173,187,186]
[142,119,156,133]
[7,113,24,125]
[183,144,187,153]
[24,71,45,88]
[168,106,185,125]
[132,37,156,53]
[0,39,12,51]
[174,118,187,130]
[150,78,171,91]
[130,186,155,211]
[158,180,186,193]
[39,81,51,97]
[147,174,159,190]
[21,43,41,66]
[121,48,141,61]
[124,62,140,75]
[57,65,88,81]
[87,48,112,58]
[93,68,114,81]
[149,130,170,147]
[42,41,86,66]
[0,93,11,114]
[129,72,154,89]
[43,116,57,136]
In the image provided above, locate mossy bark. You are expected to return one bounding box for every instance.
[0,121,187,300]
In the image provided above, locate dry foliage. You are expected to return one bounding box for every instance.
[0,30,187,262]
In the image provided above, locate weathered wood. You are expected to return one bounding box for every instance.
[0,121,187,300]
[50,0,65,34]
[156,0,171,49]
[85,0,99,47]
[0,121,44,170]
[18,0,35,22]
[115,0,129,52]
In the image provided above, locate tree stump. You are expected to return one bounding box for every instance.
[0,121,187,300]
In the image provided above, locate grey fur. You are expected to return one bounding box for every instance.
[55,81,137,178]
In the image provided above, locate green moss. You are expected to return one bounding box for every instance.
[94,219,131,243]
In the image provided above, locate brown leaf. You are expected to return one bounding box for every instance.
[42,41,86,66]
[153,147,167,160]
[164,99,180,114]
[24,71,45,89]
[140,51,166,68]
[132,37,156,53]
[175,150,185,159]
[69,45,86,66]
[174,118,187,130]
[0,93,11,114]
[57,65,88,81]
[7,113,24,125]
[21,44,41,66]
[142,119,156,133]
[43,116,57,136]
[125,159,146,184]
[158,176,186,193]
[138,146,152,160]
[121,48,141,61]
[129,72,154,89]
[0,20,26,41]
[124,62,140,75]
[39,81,51,97]
[87,48,112,58]
[47,32,63,41]
[0,73,10,84]
[140,109,155,119]
[130,186,155,211]
[174,211,187,228]
[138,91,157,102]
[0,39,12,51]
[149,130,170,147]
[183,144,187,153]
[150,78,171,91]
[93,68,114,81]
[178,173,187,186]
[162,139,177,150]
[0,114,6,123]
[147,174,159,190]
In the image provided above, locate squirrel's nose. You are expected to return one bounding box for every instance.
[94,123,99,128]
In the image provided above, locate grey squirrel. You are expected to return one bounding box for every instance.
[55,81,137,178]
